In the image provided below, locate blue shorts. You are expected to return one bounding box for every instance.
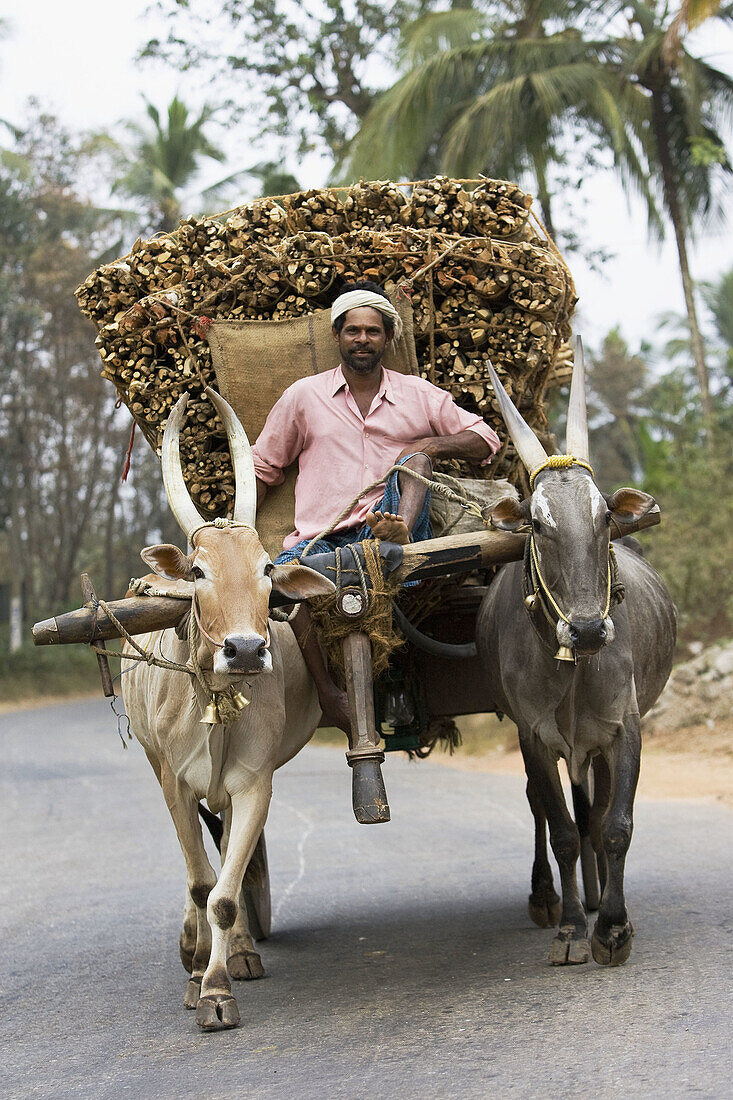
[274,455,432,582]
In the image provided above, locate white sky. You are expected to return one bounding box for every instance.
[2,0,731,352]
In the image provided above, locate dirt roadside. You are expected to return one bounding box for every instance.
[433,738,733,808]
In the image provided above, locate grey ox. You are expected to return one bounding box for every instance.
[122,387,335,1032]
[477,347,676,967]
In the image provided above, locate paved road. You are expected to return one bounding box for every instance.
[1,699,731,1099]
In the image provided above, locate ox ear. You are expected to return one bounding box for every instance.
[269,562,337,601]
[140,544,194,581]
[487,497,531,533]
[606,488,656,524]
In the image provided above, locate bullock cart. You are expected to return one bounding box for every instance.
[28,179,676,1027]
[31,363,671,1029]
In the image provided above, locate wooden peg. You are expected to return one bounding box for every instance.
[80,573,115,698]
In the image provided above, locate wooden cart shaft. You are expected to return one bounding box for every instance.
[33,507,659,647]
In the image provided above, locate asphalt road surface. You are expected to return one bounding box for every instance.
[1,698,731,1099]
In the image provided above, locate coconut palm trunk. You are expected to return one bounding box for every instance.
[650,87,713,426]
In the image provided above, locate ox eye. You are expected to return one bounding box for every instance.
[264,562,274,576]
[191,565,205,580]
[604,511,612,526]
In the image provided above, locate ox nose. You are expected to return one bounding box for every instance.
[221,634,269,673]
[568,619,607,654]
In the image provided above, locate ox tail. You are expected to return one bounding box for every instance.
[197,801,223,852]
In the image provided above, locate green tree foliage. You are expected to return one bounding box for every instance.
[0,112,179,627]
[585,329,650,487]
[573,268,733,642]
[342,2,661,240]
[141,0,437,164]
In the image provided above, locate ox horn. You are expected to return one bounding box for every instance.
[205,387,257,526]
[487,361,548,476]
[161,392,205,539]
[565,335,590,463]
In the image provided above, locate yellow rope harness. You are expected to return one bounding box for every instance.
[529,455,595,490]
[529,538,612,626]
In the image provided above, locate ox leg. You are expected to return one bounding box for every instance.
[518,730,590,966]
[589,755,611,899]
[179,888,197,974]
[218,812,265,982]
[160,766,218,1009]
[526,778,562,929]
[196,784,271,1032]
[591,719,640,967]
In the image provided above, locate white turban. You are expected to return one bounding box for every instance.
[330,290,403,343]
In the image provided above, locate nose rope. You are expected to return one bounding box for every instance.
[192,590,270,664]
[187,609,249,724]
[529,536,612,625]
[192,592,225,648]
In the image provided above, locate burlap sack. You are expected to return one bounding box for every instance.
[208,294,418,558]
[429,476,519,537]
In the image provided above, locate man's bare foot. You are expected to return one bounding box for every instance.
[319,686,351,736]
[365,510,410,545]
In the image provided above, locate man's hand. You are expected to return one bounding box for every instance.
[395,439,437,464]
[395,430,492,466]
[365,510,410,545]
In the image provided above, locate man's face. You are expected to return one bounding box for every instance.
[334,306,388,374]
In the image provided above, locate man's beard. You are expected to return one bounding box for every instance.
[341,346,382,373]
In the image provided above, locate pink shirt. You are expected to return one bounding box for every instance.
[252,366,501,550]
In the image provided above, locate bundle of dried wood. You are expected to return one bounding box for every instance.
[76,177,576,514]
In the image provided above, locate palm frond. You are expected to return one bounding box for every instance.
[400,8,486,66]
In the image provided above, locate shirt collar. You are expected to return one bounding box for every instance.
[331,364,396,404]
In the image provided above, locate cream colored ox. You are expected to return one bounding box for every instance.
[122,387,335,1032]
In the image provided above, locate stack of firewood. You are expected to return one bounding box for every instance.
[76,177,576,513]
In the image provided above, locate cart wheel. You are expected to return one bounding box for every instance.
[571,777,601,912]
[242,830,271,941]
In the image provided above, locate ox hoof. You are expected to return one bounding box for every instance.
[591,921,634,966]
[184,977,201,1009]
[228,950,265,981]
[528,890,562,929]
[196,993,240,1031]
[548,925,591,966]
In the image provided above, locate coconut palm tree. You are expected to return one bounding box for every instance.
[345,1,732,421]
[115,96,228,233]
[605,1,733,424]
[342,2,651,242]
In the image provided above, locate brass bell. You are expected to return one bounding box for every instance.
[524,592,537,610]
[232,691,250,711]
[554,645,575,663]
[201,700,220,725]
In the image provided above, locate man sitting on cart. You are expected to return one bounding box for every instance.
[252,280,500,732]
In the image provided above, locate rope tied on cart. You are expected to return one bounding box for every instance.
[307,539,405,686]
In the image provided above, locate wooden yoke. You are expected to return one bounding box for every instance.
[32,509,661,649]
[342,633,390,825]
